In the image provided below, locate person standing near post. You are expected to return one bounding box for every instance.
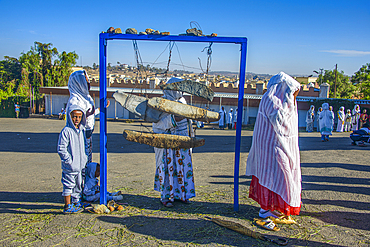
[344,109,352,132]
[336,106,345,132]
[14,102,20,118]
[218,106,226,130]
[360,109,368,129]
[352,105,360,131]
[319,103,333,141]
[66,70,109,164]
[233,108,238,129]
[316,107,322,132]
[246,72,301,220]
[227,108,233,129]
[305,105,315,132]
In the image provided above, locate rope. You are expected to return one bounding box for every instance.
[164,41,175,77]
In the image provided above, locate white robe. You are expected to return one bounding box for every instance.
[336,107,345,132]
[218,109,226,126]
[319,103,333,135]
[246,72,301,207]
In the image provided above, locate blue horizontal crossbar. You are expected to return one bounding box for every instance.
[100,33,247,44]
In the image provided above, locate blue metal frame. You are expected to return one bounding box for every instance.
[99,33,247,210]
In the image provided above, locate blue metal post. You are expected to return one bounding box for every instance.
[97,33,247,208]
[233,41,248,211]
[99,34,108,205]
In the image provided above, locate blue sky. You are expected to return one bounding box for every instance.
[0,0,369,76]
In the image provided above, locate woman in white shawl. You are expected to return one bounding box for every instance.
[227,108,233,129]
[336,106,345,132]
[152,77,196,207]
[319,103,333,141]
[218,106,226,129]
[306,105,315,132]
[352,105,360,131]
[344,109,352,132]
[246,72,301,219]
[316,107,322,132]
[66,70,106,164]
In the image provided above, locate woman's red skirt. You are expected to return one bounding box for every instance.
[249,175,301,216]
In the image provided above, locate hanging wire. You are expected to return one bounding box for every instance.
[164,41,175,77]
[190,21,202,33]
[174,43,186,72]
[198,42,213,83]
[132,40,148,96]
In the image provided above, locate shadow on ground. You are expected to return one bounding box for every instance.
[97,215,344,247]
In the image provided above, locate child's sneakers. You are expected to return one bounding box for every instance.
[63,204,83,214]
[74,200,91,209]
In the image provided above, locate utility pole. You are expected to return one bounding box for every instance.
[334,64,338,98]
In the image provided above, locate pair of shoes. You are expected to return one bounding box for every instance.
[74,200,91,209]
[268,215,297,225]
[259,209,278,219]
[254,218,280,231]
[160,200,173,208]
[63,204,83,214]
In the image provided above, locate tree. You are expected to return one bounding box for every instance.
[0,56,26,100]
[352,63,370,99]
[319,69,357,98]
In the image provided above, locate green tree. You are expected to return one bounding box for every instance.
[0,56,25,100]
[352,63,370,99]
[319,69,357,98]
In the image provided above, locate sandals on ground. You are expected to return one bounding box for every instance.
[268,215,297,225]
[254,218,280,231]
[160,200,173,208]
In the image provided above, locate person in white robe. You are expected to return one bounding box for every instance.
[233,108,238,129]
[66,70,109,165]
[319,103,333,141]
[329,106,334,130]
[316,107,322,132]
[352,105,361,131]
[152,77,196,207]
[336,106,345,132]
[246,72,301,218]
[344,109,352,132]
[227,108,233,129]
[306,105,315,132]
[218,106,226,129]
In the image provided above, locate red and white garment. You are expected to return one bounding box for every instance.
[246,72,301,215]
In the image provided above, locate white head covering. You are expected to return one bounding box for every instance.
[66,70,95,130]
[306,105,315,123]
[163,77,185,103]
[264,72,300,134]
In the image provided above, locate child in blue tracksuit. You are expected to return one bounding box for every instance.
[83,162,123,202]
[57,104,89,214]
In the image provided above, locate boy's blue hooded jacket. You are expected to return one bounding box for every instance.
[57,104,88,172]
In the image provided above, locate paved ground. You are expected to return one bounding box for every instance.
[0,117,369,246]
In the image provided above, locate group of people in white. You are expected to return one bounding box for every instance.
[218,106,238,130]
[306,104,369,142]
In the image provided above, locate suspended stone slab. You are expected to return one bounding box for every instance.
[160,80,214,101]
[147,97,219,122]
[123,130,205,149]
[113,92,163,123]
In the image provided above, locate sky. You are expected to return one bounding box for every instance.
[0,0,369,76]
